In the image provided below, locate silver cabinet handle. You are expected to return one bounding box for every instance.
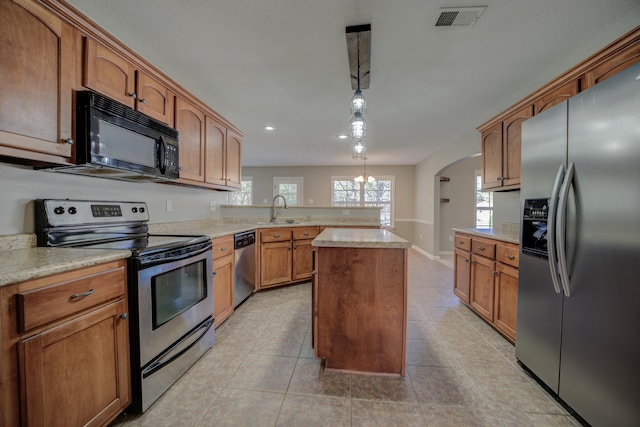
[128,92,137,99]
[505,254,516,260]
[220,247,228,252]
[64,138,74,145]
[547,164,565,295]
[477,246,485,251]
[303,232,310,236]
[120,313,128,320]
[71,288,95,299]
[273,234,280,238]
[139,98,147,104]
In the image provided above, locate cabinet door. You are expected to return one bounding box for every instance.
[84,38,136,108]
[225,130,243,189]
[534,80,579,114]
[213,254,234,327]
[260,241,292,287]
[0,0,74,162]
[19,300,130,427]
[481,122,503,190]
[494,262,518,342]
[292,239,314,281]
[175,97,206,182]
[453,249,471,304]
[470,254,495,322]
[204,116,227,186]
[583,41,640,89]
[501,105,532,188]
[136,72,174,125]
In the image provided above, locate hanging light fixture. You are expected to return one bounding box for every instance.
[354,156,375,183]
[352,141,366,159]
[346,24,371,143]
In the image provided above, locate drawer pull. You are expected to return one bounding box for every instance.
[70,288,95,299]
[303,232,310,236]
[120,313,128,320]
[458,241,464,244]
[273,234,281,238]
[220,247,228,252]
[505,254,516,260]
[477,246,486,251]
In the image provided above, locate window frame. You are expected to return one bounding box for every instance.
[273,177,303,206]
[475,170,493,228]
[331,175,395,227]
[228,176,253,205]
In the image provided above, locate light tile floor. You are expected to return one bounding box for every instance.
[112,249,580,427]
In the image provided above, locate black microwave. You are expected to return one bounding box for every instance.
[53,91,179,182]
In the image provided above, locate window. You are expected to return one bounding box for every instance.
[475,171,493,228]
[273,177,303,206]
[228,177,253,205]
[331,176,394,226]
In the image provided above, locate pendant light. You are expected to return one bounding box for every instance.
[346,25,370,144]
[352,141,366,160]
[349,112,366,141]
[354,156,375,183]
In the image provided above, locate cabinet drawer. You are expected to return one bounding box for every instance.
[212,235,234,260]
[293,226,320,240]
[454,235,471,251]
[260,228,292,243]
[497,244,519,268]
[17,263,126,333]
[472,240,496,259]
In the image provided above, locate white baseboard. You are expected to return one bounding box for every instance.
[411,245,439,260]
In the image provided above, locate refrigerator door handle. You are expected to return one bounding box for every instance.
[547,164,565,294]
[556,162,575,297]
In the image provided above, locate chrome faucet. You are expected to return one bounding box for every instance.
[270,195,288,223]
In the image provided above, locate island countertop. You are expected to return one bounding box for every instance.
[312,228,411,249]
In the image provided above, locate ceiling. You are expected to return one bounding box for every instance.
[65,0,640,167]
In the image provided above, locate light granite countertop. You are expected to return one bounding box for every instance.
[452,227,520,244]
[0,248,131,288]
[0,221,381,287]
[312,228,411,249]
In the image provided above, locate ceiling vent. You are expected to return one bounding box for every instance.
[435,7,486,27]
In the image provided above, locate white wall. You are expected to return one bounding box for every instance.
[0,163,229,235]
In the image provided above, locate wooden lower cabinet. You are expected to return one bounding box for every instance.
[212,236,234,327]
[494,263,518,341]
[453,232,519,343]
[258,227,320,289]
[453,249,471,303]
[470,254,496,322]
[0,260,130,427]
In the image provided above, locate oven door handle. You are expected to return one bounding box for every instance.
[141,317,214,379]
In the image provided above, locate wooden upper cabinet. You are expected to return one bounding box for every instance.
[136,72,174,125]
[226,130,243,189]
[84,38,136,108]
[205,117,227,186]
[175,97,206,182]
[534,80,579,114]
[502,105,532,188]
[0,0,74,163]
[84,38,175,125]
[583,40,640,89]
[481,122,503,190]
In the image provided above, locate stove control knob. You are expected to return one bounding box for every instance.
[53,206,65,215]
[132,207,138,213]
[68,207,77,215]
[139,207,146,213]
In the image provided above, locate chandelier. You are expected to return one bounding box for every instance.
[354,156,375,183]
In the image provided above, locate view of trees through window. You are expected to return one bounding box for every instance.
[332,178,393,226]
[276,183,299,206]
[475,173,493,228]
[229,178,253,205]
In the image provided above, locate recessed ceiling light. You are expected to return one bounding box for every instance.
[265,126,275,131]
[337,134,349,140]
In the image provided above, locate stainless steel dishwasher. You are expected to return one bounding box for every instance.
[234,230,256,307]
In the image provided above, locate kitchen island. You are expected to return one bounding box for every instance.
[311,228,411,376]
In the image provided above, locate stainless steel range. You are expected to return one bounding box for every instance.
[35,199,215,413]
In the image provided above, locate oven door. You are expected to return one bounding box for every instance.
[137,244,213,366]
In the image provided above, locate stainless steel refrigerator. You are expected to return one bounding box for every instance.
[517,62,640,427]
